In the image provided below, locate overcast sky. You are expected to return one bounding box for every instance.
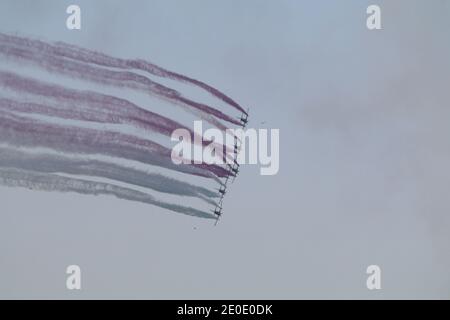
[0,0,449,299]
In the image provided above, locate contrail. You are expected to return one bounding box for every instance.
[0,32,246,220]
[0,37,242,127]
[0,70,236,160]
[0,146,219,205]
[0,109,231,180]
[0,32,247,115]
[0,167,216,219]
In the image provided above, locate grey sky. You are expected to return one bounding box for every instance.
[0,0,449,299]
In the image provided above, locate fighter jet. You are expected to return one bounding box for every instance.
[237,109,249,128]
[227,164,239,183]
[211,204,223,217]
[229,164,239,176]
[217,185,227,196]
[212,204,224,226]
[239,113,248,127]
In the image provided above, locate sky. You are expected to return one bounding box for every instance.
[0,0,450,299]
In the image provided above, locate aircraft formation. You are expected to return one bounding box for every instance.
[212,110,248,225]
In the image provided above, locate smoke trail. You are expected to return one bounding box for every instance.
[0,167,216,219]
[0,71,182,136]
[0,146,219,204]
[0,109,231,180]
[131,59,248,115]
[0,32,246,219]
[0,32,247,115]
[0,70,236,159]
[0,39,242,127]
